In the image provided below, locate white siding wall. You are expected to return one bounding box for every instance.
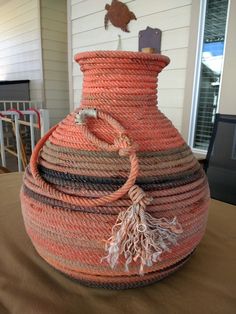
[69,0,192,130]
[0,0,43,101]
[41,0,69,126]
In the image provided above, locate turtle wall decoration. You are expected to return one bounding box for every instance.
[104,0,137,33]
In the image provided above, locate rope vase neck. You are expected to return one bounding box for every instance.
[74,51,184,152]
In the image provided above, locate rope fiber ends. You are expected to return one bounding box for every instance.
[102,185,183,275]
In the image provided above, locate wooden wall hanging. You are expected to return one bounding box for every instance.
[104,0,136,33]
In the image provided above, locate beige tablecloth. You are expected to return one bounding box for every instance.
[0,173,235,314]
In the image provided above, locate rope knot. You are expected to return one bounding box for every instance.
[128,185,153,208]
[102,183,183,274]
[114,134,138,157]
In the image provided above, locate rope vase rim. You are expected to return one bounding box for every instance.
[74,50,170,64]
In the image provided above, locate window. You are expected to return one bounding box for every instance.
[190,0,229,151]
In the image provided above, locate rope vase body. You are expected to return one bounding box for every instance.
[20,51,210,289]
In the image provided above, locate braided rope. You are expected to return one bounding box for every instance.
[21,51,209,288]
[30,109,140,207]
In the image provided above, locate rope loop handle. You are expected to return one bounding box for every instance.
[29,107,183,273]
[30,108,140,207]
[75,108,138,156]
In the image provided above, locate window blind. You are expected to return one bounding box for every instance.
[193,0,229,150]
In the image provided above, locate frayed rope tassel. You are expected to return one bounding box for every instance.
[102,185,183,275]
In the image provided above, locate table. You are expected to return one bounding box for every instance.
[0,173,235,314]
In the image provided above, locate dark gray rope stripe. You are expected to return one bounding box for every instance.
[38,163,202,186]
[51,251,194,290]
[45,141,191,158]
[23,170,205,215]
[38,169,204,192]
[23,185,121,215]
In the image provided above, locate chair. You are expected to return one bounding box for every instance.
[204,114,236,205]
[0,166,10,174]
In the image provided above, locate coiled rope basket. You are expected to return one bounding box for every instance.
[20,51,210,289]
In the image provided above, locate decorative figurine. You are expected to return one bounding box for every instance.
[139,26,162,53]
[104,0,136,32]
